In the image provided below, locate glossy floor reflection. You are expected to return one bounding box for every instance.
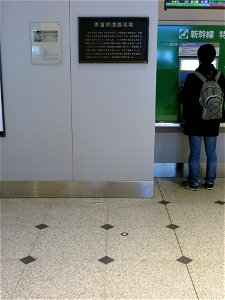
[1,178,225,299]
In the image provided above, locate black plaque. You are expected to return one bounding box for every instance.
[79,17,149,63]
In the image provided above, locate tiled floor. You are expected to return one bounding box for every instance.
[0,178,224,299]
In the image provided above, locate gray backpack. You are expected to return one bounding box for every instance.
[195,71,224,120]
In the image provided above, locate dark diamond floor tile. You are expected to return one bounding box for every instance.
[215,200,225,205]
[166,224,180,230]
[98,256,114,265]
[20,256,36,264]
[177,256,193,265]
[101,224,114,230]
[35,224,49,230]
[158,200,170,205]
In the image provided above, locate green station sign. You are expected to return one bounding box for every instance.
[156,25,225,123]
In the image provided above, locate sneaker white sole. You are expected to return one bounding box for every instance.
[182,184,198,191]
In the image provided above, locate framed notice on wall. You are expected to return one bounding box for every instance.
[31,23,61,64]
[79,17,149,63]
[0,48,5,136]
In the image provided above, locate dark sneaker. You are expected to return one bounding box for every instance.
[204,183,214,190]
[181,181,198,191]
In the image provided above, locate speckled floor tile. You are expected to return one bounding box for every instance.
[107,201,170,228]
[45,199,108,228]
[1,178,224,300]
[167,201,224,230]
[31,226,106,261]
[1,225,39,260]
[156,178,225,203]
[12,257,106,299]
[105,258,198,299]
[153,180,164,201]
[1,198,52,227]
[188,259,225,299]
[106,197,154,210]
[107,225,181,261]
[175,224,224,261]
[174,219,224,299]
[0,259,25,299]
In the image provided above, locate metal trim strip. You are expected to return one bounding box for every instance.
[0,180,154,198]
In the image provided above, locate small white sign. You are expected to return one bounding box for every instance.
[179,42,220,57]
[31,23,61,64]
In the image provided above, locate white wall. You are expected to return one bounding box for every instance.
[1,1,73,180]
[70,1,157,181]
[1,0,158,181]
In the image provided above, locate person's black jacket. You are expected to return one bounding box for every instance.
[179,63,225,136]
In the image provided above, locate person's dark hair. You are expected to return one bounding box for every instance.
[197,43,216,64]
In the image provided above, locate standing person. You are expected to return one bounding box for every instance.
[179,43,225,191]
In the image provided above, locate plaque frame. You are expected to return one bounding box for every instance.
[79,17,149,63]
[31,23,61,65]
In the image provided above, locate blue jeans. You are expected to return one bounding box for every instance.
[187,136,217,186]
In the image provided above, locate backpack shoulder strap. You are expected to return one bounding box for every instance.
[215,71,221,82]
[194,71,207,82]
